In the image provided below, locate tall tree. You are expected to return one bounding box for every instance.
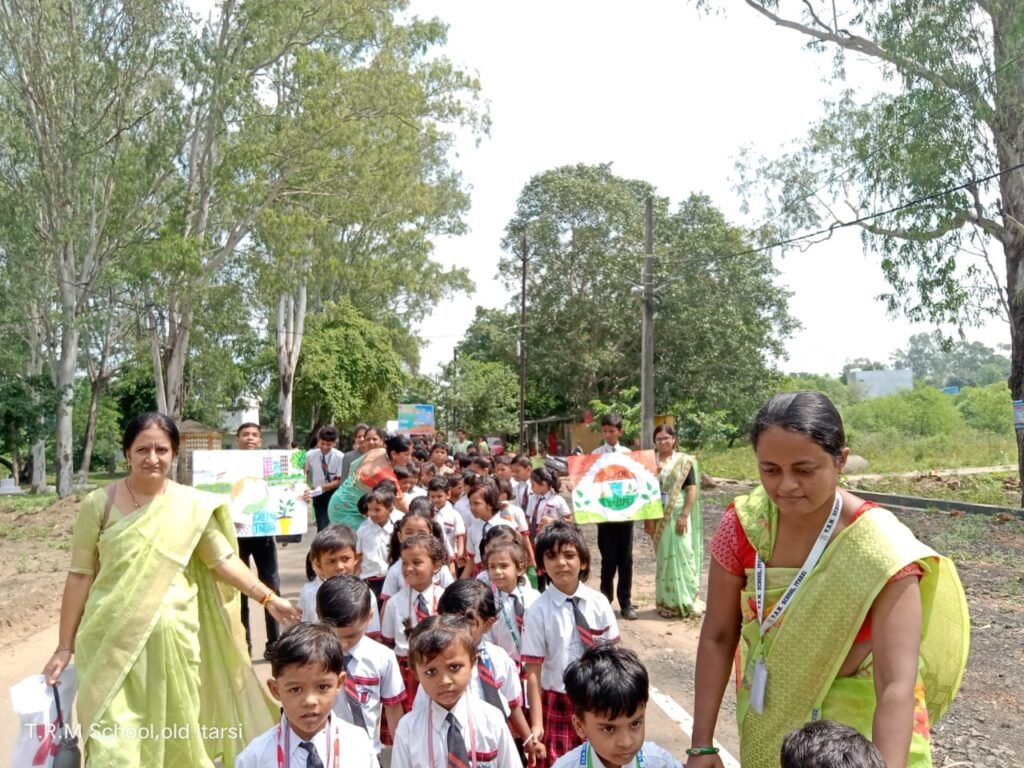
[695,0,1024,488]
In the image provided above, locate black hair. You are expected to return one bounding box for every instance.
[318,425,339,443]
[375,479,398,496]
[468,478,500,514]
[481,523,518,556]
[484,537,528,571]
[356,493,369,518]
[419,462,436,478]
[470,455,493,472]
[653,423,676,440]
[495,477,515,500]
[408,496,434,516]
[512,455,534,470]
[270,622,344,677]
[388,507,443,564]
[600,413,624,430]
[366,487,396,510]
[438,578,498,623]
[447,471,464,487]
[455,453,472,470]
[751,391,846,458]
[402,532,446,564]
[413,448,430,462]
[535,520,590,581]
[236,421,261,437]
[530,466,560,493]
[305,551,316,581]
[431,443,448,456]
[564,645,649,719]
[364,426,386,443]
[122,412,180,456]
[407,614,477,671]
[427,476,450,493]
[316,574,373,628]
[393,464,414,480]
[310,525,358,566]
[384,433,413,460]
[353,422,370,436]
[493,454,513,467]
[780,720,885,768]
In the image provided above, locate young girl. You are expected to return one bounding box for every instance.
[380,503,453,602]
[525,467,572,544]
[464,480,517,578]
[521,521,619,768]
[485,538,540,673]
[496,477,537,567]
[380,533,447,703]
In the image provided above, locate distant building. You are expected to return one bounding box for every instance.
[220,396,276,447]
[847,368,913,399]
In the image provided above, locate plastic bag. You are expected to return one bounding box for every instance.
[9,666,78,768]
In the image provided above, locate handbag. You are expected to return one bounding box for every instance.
[51,684,81,768]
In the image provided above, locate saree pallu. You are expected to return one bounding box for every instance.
[732,487,969,768]
[653,452,704,615]
[329,448,401,530]
[75,486,276,767]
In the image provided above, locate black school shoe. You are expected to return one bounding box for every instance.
[621,605,638,620]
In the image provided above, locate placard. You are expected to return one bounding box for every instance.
[398,403,435,435]
[568,450,664,524]
[192,449,309,537]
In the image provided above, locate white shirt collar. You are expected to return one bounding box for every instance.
[547,582,584,606]
[429,693,469,733]
[285,715,330,760]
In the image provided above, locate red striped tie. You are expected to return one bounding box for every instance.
[446,713,470,768]
[569,596,595,648]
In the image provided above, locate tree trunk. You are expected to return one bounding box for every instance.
[77,376,104,485]
[52,324,79,499]
[1005,233,1024,505]
[30,439,46,494]
[276,282,307,450]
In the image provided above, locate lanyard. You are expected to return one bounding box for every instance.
[276,714,339,768]
[755,490,843,644]
[427,701,478,768]
[495,587,522,653]
[581,741,645,768]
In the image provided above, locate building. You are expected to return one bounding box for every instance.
[847,368,914,399]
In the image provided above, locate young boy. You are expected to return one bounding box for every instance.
[317,575,407,756]
[781,721,885,768]
[511,455,534,509]
[590,413,636,620]
[493,454,514,481]
[522,521,619,767]
[299,526,381,636]
[395,464,425,501]
[428,476,465,572]
[392,615,519,768]
[429,442,453,476]
[304,425,344,532]
[358,488,402,598]
[236,623,375,768]
[554,645,681,768]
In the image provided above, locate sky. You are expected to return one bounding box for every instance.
[405,1,1009,377]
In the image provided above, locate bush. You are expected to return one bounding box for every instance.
[844,386,963,438]
[957,383,1014,434]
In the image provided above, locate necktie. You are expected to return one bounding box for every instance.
[477,650,505,713]
[415,593,430,624]
[321,454,332,483]
[511,592,525,634]
[482,521,492,538]
[568,596,595,649]
[342,653,367,730]
[446,712,470,768]
[299,741,325,768]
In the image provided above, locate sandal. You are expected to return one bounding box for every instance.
[657,608,681,619]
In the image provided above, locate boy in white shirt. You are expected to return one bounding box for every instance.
[236,623,375,768]
[428,476,465,572]
[463,480,517,578]
[317,574,407,754]
[357,487,401,599]
[553,645,682,768]
[392,615,519,768]
[591,413,637,621]
[299,525,382,636]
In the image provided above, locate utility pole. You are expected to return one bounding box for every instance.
[518,236,528,453]
[640,197,655,450]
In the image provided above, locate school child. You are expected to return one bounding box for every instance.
[236,623,375,768]
[522,521,619,767]
[380,504,455,601]
[470,455,494,477]
[526,467,572,543]
[493,454,514,481]
[485,538,540,669]
[392,615,519,768]
[427,476,466,572]
[590,413,636,620]
[417,460,436,490]
[299,526,381,635]
[316,575,407,755]
[380,533,447,702]
[553,645,681,768]
[357,488,403,599]
[464,479,517,578]
[395,464,425,501]
[780,720,885,768]
[428,442,453,477]
[511,455,534,509]
[304,425,345,532]
[452,470,475,532]
[496,477,537,567]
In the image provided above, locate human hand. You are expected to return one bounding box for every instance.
[529,739,547,765]
[644,519,655,537]
[676,515,689,535]
[43,649,72,686]
[267,596,302,626]
[684,753,724,768]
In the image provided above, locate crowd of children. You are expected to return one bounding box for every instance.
[237,428,884,768]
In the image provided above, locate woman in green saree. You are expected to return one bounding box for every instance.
[328,430,413,529]
[645,424,705,618]
[42,412,302,767]
[688,392,968,768]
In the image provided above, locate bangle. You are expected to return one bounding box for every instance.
[685,747,719,757]
[56,647,72,653]
[522,734,534,746]
[261,591,276,607]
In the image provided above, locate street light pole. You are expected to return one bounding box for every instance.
[640,197,655,450]
[518,235,528,453]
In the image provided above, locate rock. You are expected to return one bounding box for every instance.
[700,472,717,489]
[843,455,870,474]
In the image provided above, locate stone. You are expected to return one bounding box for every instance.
[843,454,870,474]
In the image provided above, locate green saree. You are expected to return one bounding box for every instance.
[731,487,969,768]
[652,452,704,616]
[74,484,276,767]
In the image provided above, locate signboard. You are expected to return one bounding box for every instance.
[398,403,435,435]
[192,449,309,537]
[1014,400,1024,431]
[568,450,664,524]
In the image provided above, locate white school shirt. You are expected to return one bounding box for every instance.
[521,582,619,693]
[432,501,466,560]
[455,494,473,532]
[392,693,519,768]
[300,576,382,636]
[381,582,446,657]
[497,502,529,534]
[305,448,345,487]
[333,634,408,753]
[552,741,683,768]
[413,640,523,718]
[235,713,375,768]
[591,442,631,455]
[381,559,455,601]
[487,582,541,663]
[511,479,531,510]
[526,491,572,533]
[466,516,516,564]
[406,486,427,501]
[357,516,396,579]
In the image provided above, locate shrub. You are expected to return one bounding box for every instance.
[957,383,1014,434]
[844,386,963,438]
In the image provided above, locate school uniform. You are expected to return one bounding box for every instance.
[406,486,427,501]
[454,494,473,532]
[300,576,382,637]
[381,582,446,701]
[591,442,634,611]
[487,583,541,667]
[236,712,375,768]
[381,559,454,602]
[512,479,531,511]
[333,634,408,753]
[526,491,572,541]
[413,640,523,718]
[392,692,519,768]
[432,501,466,563]
[552,741,682,768]
[497,503,529,536]
[357,514,399,596]
[521,582,619,766]
[466,516,517,567]
[306,447,344,531]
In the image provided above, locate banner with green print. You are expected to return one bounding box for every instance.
[568,450,664,523]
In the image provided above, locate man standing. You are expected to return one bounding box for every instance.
[592,413,637,620]
[303,425,343,531]
[235,422,281,659]
[451,428,472,455]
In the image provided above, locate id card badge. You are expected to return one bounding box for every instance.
[750,659,768,714]
[660,492,668,508]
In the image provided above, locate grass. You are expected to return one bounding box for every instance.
[848,472,1020,507]
[0,493,58,517]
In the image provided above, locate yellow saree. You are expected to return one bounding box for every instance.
[74,484,276,767]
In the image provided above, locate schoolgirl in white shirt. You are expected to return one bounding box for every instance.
[380,502,455,601]
[525,467,572,543]
[357,488,403,597]
[463,480,517,577]
[484,538,540,669]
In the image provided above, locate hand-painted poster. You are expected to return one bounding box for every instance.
[192,449,309,537]
[568,450,664,524]
[398,403,435,435]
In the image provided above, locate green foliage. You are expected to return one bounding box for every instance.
[956,383,1013,434]
[0,374,57,477]
[438,357,519,439]
[589,388,641,445]
[845,386,964,438]
[71,383,122,472]
[892,332,1011,388]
